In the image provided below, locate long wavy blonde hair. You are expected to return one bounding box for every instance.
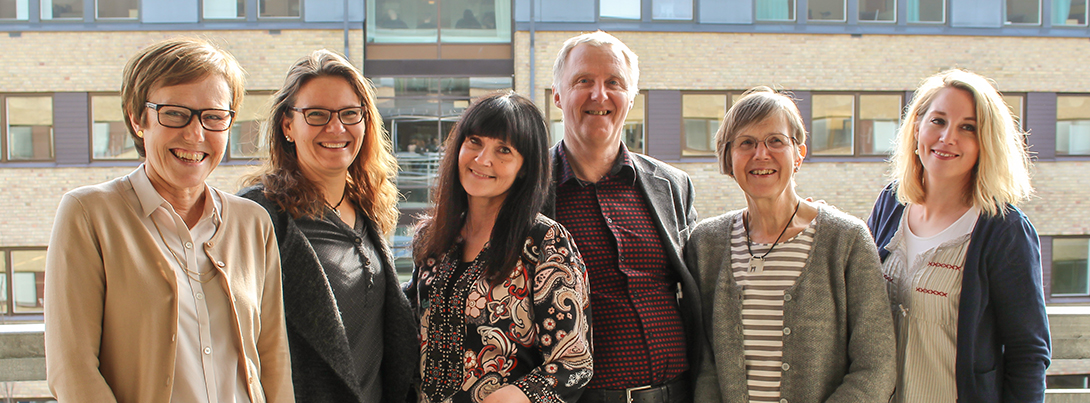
[890,69,1033,217]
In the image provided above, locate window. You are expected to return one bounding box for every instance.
[757,0,796,21]
[0,248,47,317]
[1057,95,1090,155]
[811,93,902,156]
[388,224,415,281]
[859,0,896,22]
[96,0,138,19]
[260,0,299,17]
[204,0,246,19]
[907,0,943,23]
[1006,0,1041,24]
[1054,0,1088,25]
[544,89,646,154]
[1,0,30,20]
[1048,374,1090,389]
[41,0,83,19]
[230,93,272,159]
[1003,93,1025,129]
[373,76,512,209]
[808,0,846,21]
[682,92,740,156]
[601,0,641,20]
[1052,237,1089,296]
[652,0,693,20]
[91,94,137,160]
[368,0,511,44]
[3,95,54,162]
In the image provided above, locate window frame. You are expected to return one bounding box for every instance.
[2,93,56,163]
[906,0,946,24]
[1051,0,1089,26]
[807,0,848,23]
[755,0,798,22]
[1049,236,1090,300]
[88,92,139,162]
[0,0,31,21]
[1055,93,1090,156]
[857,0,898,24]
[808,91,904,158]
[94,0,140,20]
[679,91,737,158]
[1005,0,1043,25]
[0,246,48,320]
[40,0,85,21]
[258,0,302,19]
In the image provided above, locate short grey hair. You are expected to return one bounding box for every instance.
[551,31,639,99]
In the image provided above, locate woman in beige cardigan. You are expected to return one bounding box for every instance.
[44,38,293,403]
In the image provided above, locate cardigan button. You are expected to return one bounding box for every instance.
[781,362,790,371]
[780,399,788,403]
[783,294,792,302]
[783,327,791,335]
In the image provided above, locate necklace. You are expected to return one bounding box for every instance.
[744,200,801,273]
[326,191,346,216]
[151,215,217,284]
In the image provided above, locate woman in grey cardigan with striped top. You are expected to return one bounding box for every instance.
[686,87,895,403]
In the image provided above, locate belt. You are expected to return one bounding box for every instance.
[578,375,691,403]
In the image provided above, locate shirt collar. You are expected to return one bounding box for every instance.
[129,164,221,224]
[556,140,636,187]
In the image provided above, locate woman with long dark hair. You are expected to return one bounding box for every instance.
[406,92,593,403]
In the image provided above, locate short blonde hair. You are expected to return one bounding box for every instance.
[551,31,639,99]
[121,38,245,158]
[714,87,807,177]
[891,69,1033,216]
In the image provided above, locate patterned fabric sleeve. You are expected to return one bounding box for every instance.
[512,221,594,403]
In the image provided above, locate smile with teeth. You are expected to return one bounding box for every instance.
[750,169,776,175]
[469,168,494,179]
[932,150,958,158]
[586,110,610,115]
[171,149,207,162]
[319,142,349,149]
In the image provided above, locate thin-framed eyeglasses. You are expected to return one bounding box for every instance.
[290,106,365,126]
[729,133,798,152]
[145,102,235,132]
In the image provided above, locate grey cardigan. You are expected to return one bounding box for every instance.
[687,206,896,403]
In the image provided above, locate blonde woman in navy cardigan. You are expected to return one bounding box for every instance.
[867,70,1050,402]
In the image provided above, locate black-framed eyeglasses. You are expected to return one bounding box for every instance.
[289,106,365,126]
[728,133,798,152]
[145,102,235,132]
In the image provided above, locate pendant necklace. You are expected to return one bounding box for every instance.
[744,200,801,273]
[326,191,347,216]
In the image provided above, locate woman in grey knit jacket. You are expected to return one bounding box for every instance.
[686,87,896,403]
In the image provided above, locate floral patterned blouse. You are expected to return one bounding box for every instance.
[407,215,593,403]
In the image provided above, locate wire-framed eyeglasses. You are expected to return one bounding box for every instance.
[290,106,366,126]
[729,133,798,152]
[145,102,235,132]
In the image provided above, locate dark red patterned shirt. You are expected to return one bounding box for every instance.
[553,144,688,389]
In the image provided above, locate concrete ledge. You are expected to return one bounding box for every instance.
[0,357,46,382]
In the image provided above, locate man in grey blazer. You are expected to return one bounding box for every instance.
[542,31,703,403]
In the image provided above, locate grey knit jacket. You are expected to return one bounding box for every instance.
[686,206,896,403]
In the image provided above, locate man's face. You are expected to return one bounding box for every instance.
[553,44,634,148]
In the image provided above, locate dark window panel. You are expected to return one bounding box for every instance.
[646,90,682,161]
[1027,92,1056,160]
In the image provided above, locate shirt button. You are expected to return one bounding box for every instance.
[248,377,254,385]
[783,327,791,335]
[605,217,612,224]
[204,347,212,355]
[196,292,204,300]
[782,362,790,371]
[217,261,225,267]
[184,242,193,249]
[171,334,176,342]
[783,294,792,302]
[206,241,213,248]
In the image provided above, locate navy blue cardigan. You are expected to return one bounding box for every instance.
[867,183,1050,402]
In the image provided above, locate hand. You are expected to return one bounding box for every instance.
[481,385,530,403]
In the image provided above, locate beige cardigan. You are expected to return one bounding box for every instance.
[44,174,294,403]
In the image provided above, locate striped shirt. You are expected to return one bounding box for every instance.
[730,214,815,402]
[882,205,978,403]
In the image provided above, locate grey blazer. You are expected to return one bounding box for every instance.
[542,143,705,376]
[239,185,418,403]
[686,206,896,403]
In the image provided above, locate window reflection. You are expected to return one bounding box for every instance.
[91,95,138,160]
[41,0,83,19]
[811,94,854,156]
[368,0,511,44]
[6,96,54,161]
[1053,0,1088,25]
[1057,95,1090,155]
[12,249,46,313]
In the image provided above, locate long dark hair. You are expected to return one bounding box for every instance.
[243,49,399,233]
[413,91,551,285]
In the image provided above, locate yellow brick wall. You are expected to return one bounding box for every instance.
[0,30,364,92]
[515,31,1090,95]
